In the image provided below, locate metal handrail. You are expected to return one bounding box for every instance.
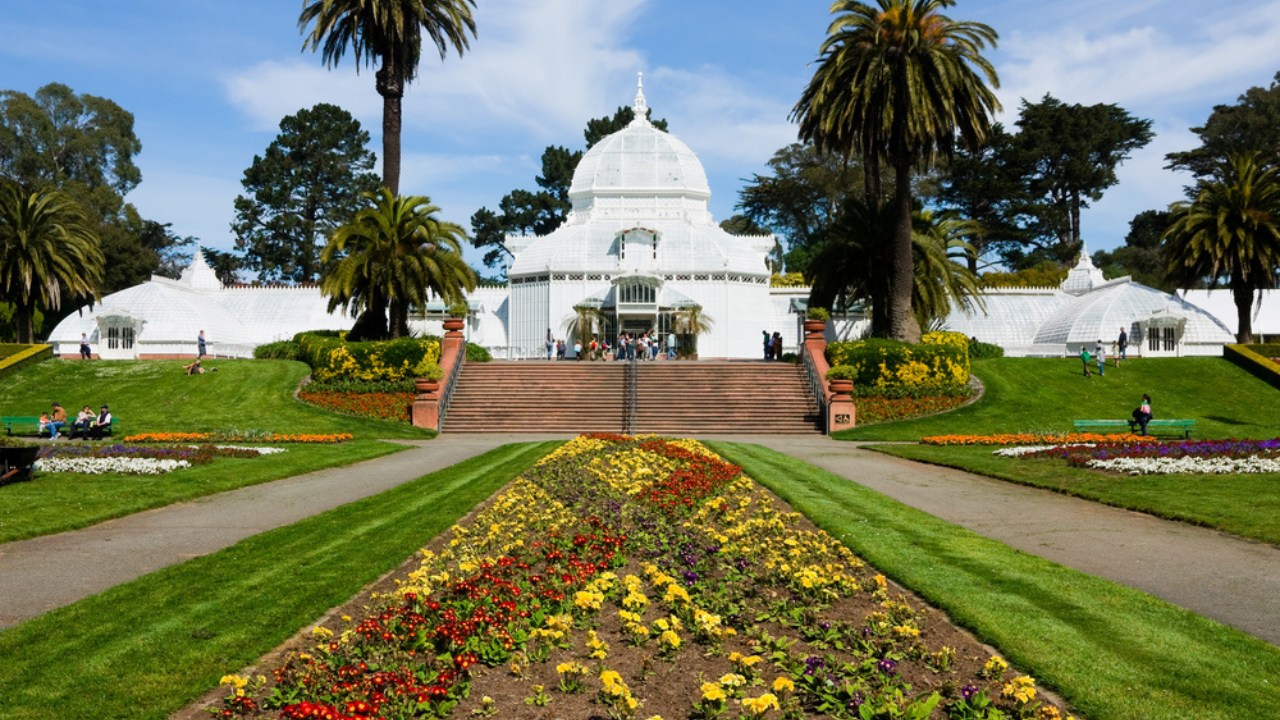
[624,353,638,434]
[801,344,828,435]
[438,340,467,427]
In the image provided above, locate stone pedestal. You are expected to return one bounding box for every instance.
[828,395,856,432]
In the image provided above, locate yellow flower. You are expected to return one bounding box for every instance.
[718,673,746,688]
[772,677,795,693]
[741,693,780,715]
[219,675,248,690]
[700,683,726,702]
[659,630,681,649]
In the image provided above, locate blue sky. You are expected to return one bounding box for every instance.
[4,0,1280,272]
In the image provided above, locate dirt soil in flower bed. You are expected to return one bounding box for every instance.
[183,436,1068,720]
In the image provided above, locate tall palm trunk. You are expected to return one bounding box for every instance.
[14,301,35,344]
[350,291,389,341]
[1232,279,1254,344]
[389,299,411,339]
[891,159,921,342]
[376,57,404,196]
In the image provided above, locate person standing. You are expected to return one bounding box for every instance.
[772,332,783,361]
[198,330,207,358]
[649,331,659,361]
[80,333,92,360]
[545,329,554,361]
[1080,346,1092,377]
[1118,326,1128,360]
[667,332,676,360]
[48,402,68,440]
[1095,339,1106,377]
[763,330,772,360]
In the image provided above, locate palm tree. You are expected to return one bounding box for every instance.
[321,188,476,340]
[912,209,984,329]
[671,306,714,358]
[300,0,477,196]
[0,181,104,343]
[1164,151,1280,343]
[793,0,1000,343]
[562,304,607,357]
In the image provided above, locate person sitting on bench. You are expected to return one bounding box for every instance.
[70,406,94,439]
[88,405,113,440]
[1130,394,1152,436]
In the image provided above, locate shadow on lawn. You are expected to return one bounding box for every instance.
[1204,415,1256,427]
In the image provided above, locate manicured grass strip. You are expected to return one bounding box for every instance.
[866,443,1280,545]
[0,441,561,720]
[0,440,408,544]
[0,358,431,439]
[835,356,1280,441]
[707,442,1280,720]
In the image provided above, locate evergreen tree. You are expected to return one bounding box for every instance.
[232,103,379,282]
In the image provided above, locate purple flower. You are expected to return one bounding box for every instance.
[961,683,979,700]
[876,659,897,675]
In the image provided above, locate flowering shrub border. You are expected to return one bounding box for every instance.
[923,433,1153,446]
[998,438,1280,475]
[33,443,282,475]
[124,432,352,444]
[209,434,1076,720]
[298,391,414,424]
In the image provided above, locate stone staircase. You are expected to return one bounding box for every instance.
[442,360,821,434]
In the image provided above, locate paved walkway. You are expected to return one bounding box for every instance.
[0,435,569,628]
[730,435,1280,647]
[3,433,1278,648]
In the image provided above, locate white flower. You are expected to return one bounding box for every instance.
[993,443,1095,458]
[1086,455,1280,475]
[35,457,192,475]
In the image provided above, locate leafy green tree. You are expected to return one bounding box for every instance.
[321,189,476,340]
[470,106,668,271]
[1164,152,1280,343]
[233,103,379,282]
[1091,209,1174,290]
[937,124,1036,271]
[1013,94,1154,253]
[1166,71,1280,178]
[0,181,104,343]
[0,83,190,309]
[300,0,477,196]
[202,248,245,286]
[793,0,1000,343]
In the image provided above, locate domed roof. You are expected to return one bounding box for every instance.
[1034,280,1234,345]
[568,75,710,202]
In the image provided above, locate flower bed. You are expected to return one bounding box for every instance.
[854,395,969,425]
[999,438,1280,475]
[297,391,414,423]
[210,434,1074,720]
[124,432,352,444]
[923,433,1152,446]
[34,443,279,475]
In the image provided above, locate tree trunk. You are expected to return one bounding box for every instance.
[376,57,404,197]
[890,159,921,343]
[348,292,389,341]
[1232,280,1254,344]
[389,300,411,340]
[14,301,34,344]
[1070,189,1082,247]
[863,153,882,206]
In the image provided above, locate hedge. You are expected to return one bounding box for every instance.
[294,333,441,382]
[0,344,53,383]
[826,335,969,392]
[466,343,492,363]
[1224,344,1280,390]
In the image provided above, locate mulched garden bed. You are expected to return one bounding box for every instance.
[190,435,1073,720]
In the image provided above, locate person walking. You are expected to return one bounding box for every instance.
[1118,326,1128,360]
[545,329,554,361]
[198,330,207,358]
[763,330,772,360]
[1111,339,1120,368]
[79,333,92,360]
[666,332,677,360]
[1080,346,1092,377]
[1095,339,1106,377]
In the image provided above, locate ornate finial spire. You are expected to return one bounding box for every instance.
[630,72,651,127]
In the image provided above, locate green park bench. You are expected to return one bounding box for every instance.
[2,415,119,439]
[1073,419,1195,439]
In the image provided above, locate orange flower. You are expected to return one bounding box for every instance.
[922,433,1155,446]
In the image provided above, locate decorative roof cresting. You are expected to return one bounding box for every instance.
[629,72,651,128]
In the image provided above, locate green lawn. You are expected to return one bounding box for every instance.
[865,443,1280,545]
[0,358,429,439]
[707,442,1280,720]
[836,356,1280,441]
[0,442,559,720]
[0,440,407,544]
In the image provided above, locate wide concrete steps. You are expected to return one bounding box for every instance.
[442,361,821,434]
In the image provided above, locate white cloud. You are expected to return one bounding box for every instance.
[127,169,244,253]
[222,61,379,132]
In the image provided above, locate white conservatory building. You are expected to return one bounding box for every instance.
[941,247,1236,357]
[49,80,826,360]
